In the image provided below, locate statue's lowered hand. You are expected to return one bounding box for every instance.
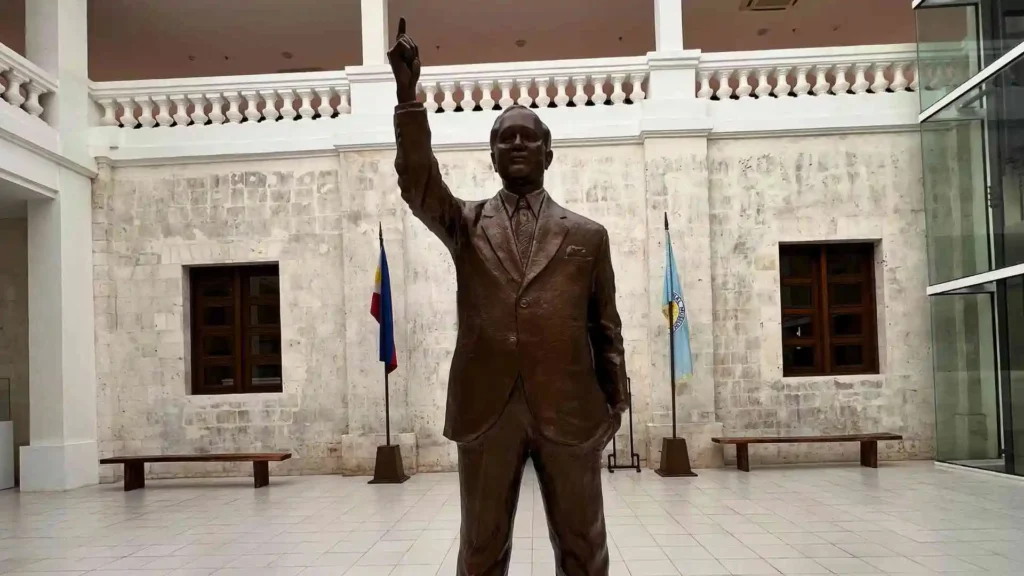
[388,17,421,104]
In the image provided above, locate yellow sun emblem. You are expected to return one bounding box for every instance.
[663,294,685,331]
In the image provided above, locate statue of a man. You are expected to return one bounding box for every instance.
[389,20,629,576]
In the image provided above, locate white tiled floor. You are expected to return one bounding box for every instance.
[0,462,1022,575]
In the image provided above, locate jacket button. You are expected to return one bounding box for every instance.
[509,336,518,345]
[519,299,529,308]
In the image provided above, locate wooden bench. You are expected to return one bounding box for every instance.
[711,433,902,472]
[99,452,291,491]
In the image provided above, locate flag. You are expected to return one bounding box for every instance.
[663,221,693,382]
[371,231,398,374]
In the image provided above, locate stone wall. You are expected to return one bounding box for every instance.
[707,132,935,465]
[0,218,28,479]
[93,130,935,479]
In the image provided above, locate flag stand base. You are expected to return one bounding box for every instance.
[655,437,698,478]
[368,445,410,484]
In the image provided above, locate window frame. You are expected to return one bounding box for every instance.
[780,244,880,377]
[189,264,283,395]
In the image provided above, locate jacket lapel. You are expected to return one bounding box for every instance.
[480,194,524,284]
[521,197,572,293]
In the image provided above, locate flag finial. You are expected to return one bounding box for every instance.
[663,212,669,231]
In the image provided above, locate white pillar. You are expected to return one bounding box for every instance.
[654,0,684,52]
[361,0,390,66]
[20,0,98,492]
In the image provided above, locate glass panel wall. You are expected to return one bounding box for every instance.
[1007,276,1024,473]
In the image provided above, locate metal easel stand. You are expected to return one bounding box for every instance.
[607,378,641,473]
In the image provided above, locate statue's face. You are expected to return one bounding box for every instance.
[491,108,553,184]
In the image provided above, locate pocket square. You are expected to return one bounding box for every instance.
[565,246,588,257]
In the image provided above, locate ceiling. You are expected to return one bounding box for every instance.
[0,0,916,82]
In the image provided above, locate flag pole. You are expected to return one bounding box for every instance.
[380,223,391,447]
[665,212,677,440]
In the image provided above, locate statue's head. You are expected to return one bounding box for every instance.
[490,105,553,188]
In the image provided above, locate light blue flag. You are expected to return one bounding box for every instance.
[663,225,693,382]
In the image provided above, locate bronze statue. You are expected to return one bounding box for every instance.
[389,20,629,576]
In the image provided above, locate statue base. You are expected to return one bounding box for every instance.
[368,445,410,484]
[655,437,698,477]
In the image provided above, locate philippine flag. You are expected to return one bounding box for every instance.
[370,233,398,374]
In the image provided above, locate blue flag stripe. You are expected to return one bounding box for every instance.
[663,229,693,381]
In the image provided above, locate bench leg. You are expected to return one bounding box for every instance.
[124,462,145,491]
[253,461,270,488]
[736,444,750,472]
[860,441,878,468]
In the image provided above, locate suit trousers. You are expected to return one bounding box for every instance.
[456,381,612,576]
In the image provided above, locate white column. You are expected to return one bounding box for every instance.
[21,0,98,491]
[25,0,91,167]
[361,0,390,66]
[654,0,684,51]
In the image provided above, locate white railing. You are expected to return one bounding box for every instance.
[416,57,648,113]
[90,71,350,128]
[697,44,919,100]
[0,42,58,122]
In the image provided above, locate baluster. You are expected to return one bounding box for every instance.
[517,79,535,107]
[552,77,570,107]
[534,78,551,108]
[812,65,832,95]
[336,86,351,114]
[0,64,8,106]
[154,95,173,127]
[137,96,156,128]
[241,91,262,122]
[170,94,190,126]
[735,69,752,99]
[832,64,851,95]
[572,76,590,107]
[715,70,734,100]
[440,81,457,112]
[629,72,646,102]
[423,83,439,113]
[260,90,279,120]
[870,62,891,93]
[498,79,515,109]
[793,66,811,96]
[460,81,475,111]
[773,66,792,97]
[2,70,27,107]
[944,58,959,89]
[97,98,118,126]
[296,88,315,119]
[280,89,298,120]
[479,80,496,110]
[697,70,714,99]
[754,68,772,98]
[225,92,244,123]
[610,74,627,105]
[890,62,910,92]
[206,93,225,125]
[909,62,919,91]
[851,63,871,94]
[590,74,607,105]
[188,94,208,125]
[460,81,477,111]
[23,82,45,117]
[316,87,335,118]
[117,97,138,128]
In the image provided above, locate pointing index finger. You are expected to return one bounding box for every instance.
[397,17,406,39]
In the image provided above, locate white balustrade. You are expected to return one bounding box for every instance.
[90,71,351,128]
[416,57,648,113]
[0,42,58,124]
[697,44,920,100]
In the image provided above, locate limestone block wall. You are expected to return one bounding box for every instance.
[0,218,29,479]
[707,132,935,465]
[93,130,935,479]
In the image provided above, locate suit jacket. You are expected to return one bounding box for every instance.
[394,103,628,445]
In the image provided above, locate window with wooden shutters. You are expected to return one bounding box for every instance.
[190,264,283,394]
[779,244,879,377]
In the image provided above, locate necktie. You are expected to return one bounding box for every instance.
[513,197,535,266]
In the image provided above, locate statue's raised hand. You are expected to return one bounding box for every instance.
[388,18,420,104]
